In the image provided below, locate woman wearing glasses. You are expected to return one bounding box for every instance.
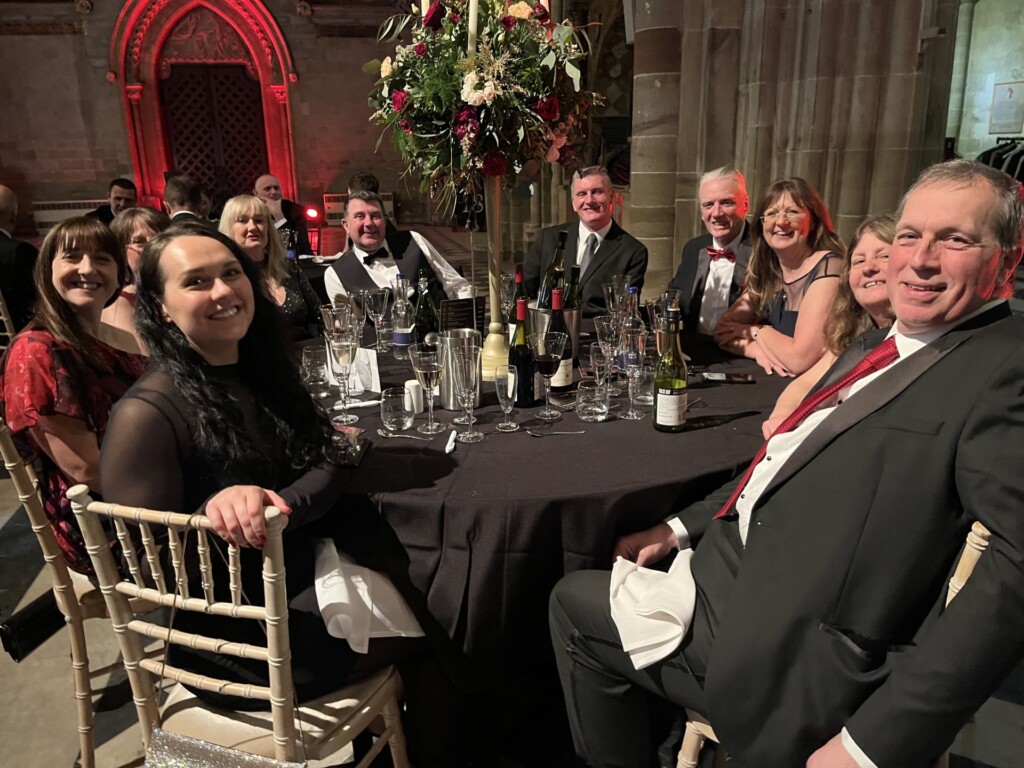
[714,177,845,376]
[100,207,171,353]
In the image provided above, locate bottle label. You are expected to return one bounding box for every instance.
[655,388,688,426]
[551,357,573,387]
[392,329,414,346]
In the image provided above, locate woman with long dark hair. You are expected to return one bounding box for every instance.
[714,177,845,375]
[0,216,145,573]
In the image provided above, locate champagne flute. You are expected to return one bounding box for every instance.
[494,365,519,432]
[409,343,446,435]
[620,328,646,420]
[328,330,359,425]
[364,289,390,349]
[593,315,623,397]
[529,331,568,422]
[301,345,330,400]
[589,341,609,389]
[453,345,483,443]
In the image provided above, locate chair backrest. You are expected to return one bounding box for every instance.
[0,286,18,351]
[66,484,299,762]
[0,423,83,624]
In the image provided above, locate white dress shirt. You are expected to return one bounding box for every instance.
[323,230,474,303]
[697,229,743,334]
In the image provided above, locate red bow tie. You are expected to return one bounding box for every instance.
[707,247,735,262]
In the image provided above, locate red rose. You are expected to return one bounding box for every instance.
[400,119,413,134]
[423,1,446,31]
[533,3,550,24]
[451,12,461,23]
[455,106,477,124]
[414,42,428,57]
[391,89,409,112]
[482,152,509,177]
[534,94,560,122]
[501,15,516,31]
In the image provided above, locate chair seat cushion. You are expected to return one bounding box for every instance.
[160,664,400,764]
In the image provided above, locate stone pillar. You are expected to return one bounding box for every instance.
[629,0,683,297]
[946,0,978,141]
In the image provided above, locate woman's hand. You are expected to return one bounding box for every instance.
[713,318,757,346]
[205,485,293,548]
[753,341,792,377]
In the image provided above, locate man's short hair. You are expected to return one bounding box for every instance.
[699,166,748,205]
[164,175,202,210]
[346,190,385,214]
[109,177,137,193]
[571,166,613,189]
[898,159,1024,255]
[0,185,17,220]
[348,172,380,194]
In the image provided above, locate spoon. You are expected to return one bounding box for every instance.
[526,429,586,438]
[376,428,434,441]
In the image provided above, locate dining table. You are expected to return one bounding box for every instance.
[315,329,790,762]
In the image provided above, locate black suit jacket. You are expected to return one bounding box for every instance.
[523,221,648,317]
[667,222,752,332]
[85,204,114,225]
[280,199,313,256]
[677,304,1024,766]
[0,232,39,330]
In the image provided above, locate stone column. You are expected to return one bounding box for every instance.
[629,0,683,297]
[945,0,978,142]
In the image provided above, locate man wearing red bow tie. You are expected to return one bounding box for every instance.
[667,167,751,333]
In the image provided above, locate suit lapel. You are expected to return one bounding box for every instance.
[757,305,1011,503]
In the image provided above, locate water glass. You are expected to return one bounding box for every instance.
[375,321,393,355]
[575,380,609,423]
[620,328,647,420]
[636,350,658,406]
[300,345,330,400]
[381,387,415,431]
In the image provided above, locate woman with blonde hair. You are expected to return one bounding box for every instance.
[219,194,322,340]
[714,177,845,376]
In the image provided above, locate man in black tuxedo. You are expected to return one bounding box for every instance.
[164,175,210,227]
[0,185,38,330]
[667,167,751,333]
[85,178,137,225]
[550,160,1024,767]
[253,173,313,256]
[524,166,647,317]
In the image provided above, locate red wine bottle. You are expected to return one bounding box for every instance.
[548,289,574,392]
[508,297,537,407]
[536,230,568,310]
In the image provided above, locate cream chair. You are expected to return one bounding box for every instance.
[0,285,18,351]
[0,423,125,768]
[67,484,409,767]
[676,521,994,768]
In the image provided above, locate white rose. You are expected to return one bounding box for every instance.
[380,56,393,78]
[482,82,499,103]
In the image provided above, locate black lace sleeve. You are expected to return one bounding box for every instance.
[808,251,844,283]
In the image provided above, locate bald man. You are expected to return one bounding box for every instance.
[253,173,313,256]
[0,185,39,330]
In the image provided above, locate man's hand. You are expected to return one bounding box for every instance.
[264,198,285,223]
[612,522,678,567]
[806,734,859,768]
[205,485,292,548]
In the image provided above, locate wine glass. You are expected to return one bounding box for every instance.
[593,315,623,397]
[529,331,568,422]
[328,329,359,425]
[494,365,519,432]
[364,289,390,349]
[452,345,483,443]
[589,341,609,389]
[499,273,515,326]
[320,302,352,336]
[409,343,446,435]
[620,328,647,420]
[301,345,330,400]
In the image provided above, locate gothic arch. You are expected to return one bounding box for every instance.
[108,0,297,203]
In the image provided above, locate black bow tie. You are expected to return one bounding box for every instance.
[362,248,389,265]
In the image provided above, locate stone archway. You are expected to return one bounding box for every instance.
[108,0,298,204]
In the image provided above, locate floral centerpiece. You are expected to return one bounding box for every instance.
[366,0,602,213]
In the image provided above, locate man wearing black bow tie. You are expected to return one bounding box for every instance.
[667,167,752,334]
[324,191,472,306]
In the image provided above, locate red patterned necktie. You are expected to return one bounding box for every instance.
[707,247,735,262]
[713,337,900,520]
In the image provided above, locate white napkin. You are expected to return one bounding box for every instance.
[609,550,696,670]
[290,539,424,654]
[326,346,380,394]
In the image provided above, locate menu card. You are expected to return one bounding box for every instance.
[439,296,487,332]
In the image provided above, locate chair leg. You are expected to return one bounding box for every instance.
[66,618,96,768]
[382,693,410,768]
[677,721,705,768]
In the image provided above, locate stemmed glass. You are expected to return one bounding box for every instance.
[494,365,519,432]
[529,332,568,422]
[409,343,446,435]
[364,289,390,349]
[589,342,609,390]
[620,328,647,420]
[452,345,483,443]
[328,327,360,425]
[593,315,623,397]
[301,345,331,400]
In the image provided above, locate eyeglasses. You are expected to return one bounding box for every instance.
[760,208,806,224]
[128,237,149,249]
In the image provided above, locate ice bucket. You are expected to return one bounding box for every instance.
[436,328,482,410]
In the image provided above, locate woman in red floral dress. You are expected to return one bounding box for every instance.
[0,216,145,573]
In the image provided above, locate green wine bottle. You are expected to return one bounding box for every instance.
[653,306,688,432]
[536,230,568,310]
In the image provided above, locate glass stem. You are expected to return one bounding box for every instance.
[545,379,552,412]
[426,393,435,430]
[339,379,349,419]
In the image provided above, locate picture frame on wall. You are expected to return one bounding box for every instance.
[989,81,1024,134]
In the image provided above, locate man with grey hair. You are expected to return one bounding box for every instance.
[524,166,648,317]
[668,167,751,333]
[0,184,39,329]
[550,160,1024,767]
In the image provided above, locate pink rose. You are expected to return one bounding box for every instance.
[423,1,446,31]
[451,12,461,23]
[501,15,516,31]
[391,89,409,112]
[534,94,560,122]
[533,3,550,24]
[414,42,428,57]
[400,119,413,134]
[482,152,509,177]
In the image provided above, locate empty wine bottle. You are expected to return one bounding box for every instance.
[414,268,439,342]
[536,230,568,310]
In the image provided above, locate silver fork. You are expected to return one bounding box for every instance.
[526,429,586,438]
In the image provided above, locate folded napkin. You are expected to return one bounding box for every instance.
[609,550,696,670]
[290,539,424,654]
[325,346,380,393]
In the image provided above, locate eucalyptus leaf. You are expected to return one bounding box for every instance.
[363,59,382,75]
[566,61,581,92]
[541,50,556,70]
[553,24,573,46]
